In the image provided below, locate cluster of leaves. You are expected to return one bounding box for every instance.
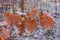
[0,8,56,40]
[4,8,38,36]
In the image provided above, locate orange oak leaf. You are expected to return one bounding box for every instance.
[4,12,12,26]
[25,19,38,33]
[30,8,37,19]
[25,11,38,33]
[39,11,56,29]
[0,36,4,40]
[1,27,9,39]
[13,13,20,26]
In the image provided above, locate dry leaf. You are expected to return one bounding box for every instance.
[2,27,9,39]
[30,8,37,19]
[0,36,4,40]
[26,8,37,20]
[13,13,20,26]
[39,11,56,29]
[25,19,38,33]
[25,11,38,33]
[4,12,12,26]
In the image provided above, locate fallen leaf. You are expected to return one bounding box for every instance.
[0,36,4,40]
[25,19,38,33]
[39,11,56,29]
[2,27,9,39]
[4,12,12,26]
[13,13,20,26]
[26,8,37,20]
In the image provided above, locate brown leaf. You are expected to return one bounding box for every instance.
[2,27,9,39]
[30,8,37,19]
[25,19,38,33]
[4,12,12,26]
[39,11,56,29]
[26,8,37,20]
[0,36,4,40]
[13,13,20,26]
